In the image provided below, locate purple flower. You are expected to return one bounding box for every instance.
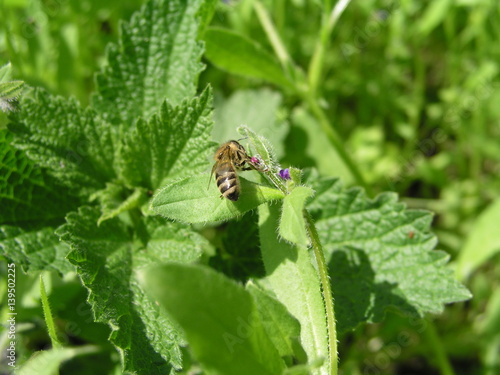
[278,168,291,180]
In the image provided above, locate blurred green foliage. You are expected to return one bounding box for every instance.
[1,0,499,374]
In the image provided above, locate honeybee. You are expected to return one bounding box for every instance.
[210,140,251,201]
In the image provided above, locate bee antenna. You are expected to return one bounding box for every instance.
[236,136,248,142]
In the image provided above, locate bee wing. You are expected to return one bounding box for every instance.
[207,163,217,190]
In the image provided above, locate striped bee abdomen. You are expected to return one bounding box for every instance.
[216,162,240,201]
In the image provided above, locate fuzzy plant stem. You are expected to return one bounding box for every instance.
[251,0,370,196]
[304,209,338,375]
[305,97,373,196]
[253,0,291,67]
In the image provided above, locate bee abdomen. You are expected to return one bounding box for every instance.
[216,169,240,201]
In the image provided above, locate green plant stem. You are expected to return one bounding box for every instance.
[305,96,373,196]
[308,0,352,95]
[304,209,338,375]
[253,0,291,68]
[252,1,369,196]
[423,318,455,375]
[40,275,62,349]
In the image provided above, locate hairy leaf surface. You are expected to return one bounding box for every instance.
[118,88,215,190]
[93,0,206,126]
[57,207,208,373]
[0,225,73,273]
[141,262,286,375]
[0,130,78,224]
[9,90,117,196]
[259,204,329,374]
[151,175,284,223]
[308,177,472,333]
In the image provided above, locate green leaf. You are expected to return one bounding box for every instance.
[0,225,73,273]
[118,88,215,189]
[0,129,78,224]
[92,0,205,126]
[455,198,500,280]
[279,186,314,246]
[151,175,284,223]
[258,204,329,373]
[139,262,286,375]
[16,346,100,375]
[212,88,288,159]
[308,177,472,333]
[417,0,453,36]
[204,28,294,90]
[0,62,14,82]
[246,281,303,362]
[56,206,208,373]
[8,90,117,196]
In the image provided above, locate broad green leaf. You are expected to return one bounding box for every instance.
[455,198,500,280]
[204,28,294,90]
[0,129,78,224]
[212,88,288,159]
[8,90,117,196]
[246,281,303,362]
[259,204,329,375]
[140,262,286,375]
[279,186,314,246]
[92,0,205,126]
[57,207,208,373]
[16,346,100,375]
[0,225,73,274]
[308,177,472,333]
[118,88,215,189]
[151,175,284,223]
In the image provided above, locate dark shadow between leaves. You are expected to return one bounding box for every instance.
[127,307,175,374]
[328,246,418,334]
